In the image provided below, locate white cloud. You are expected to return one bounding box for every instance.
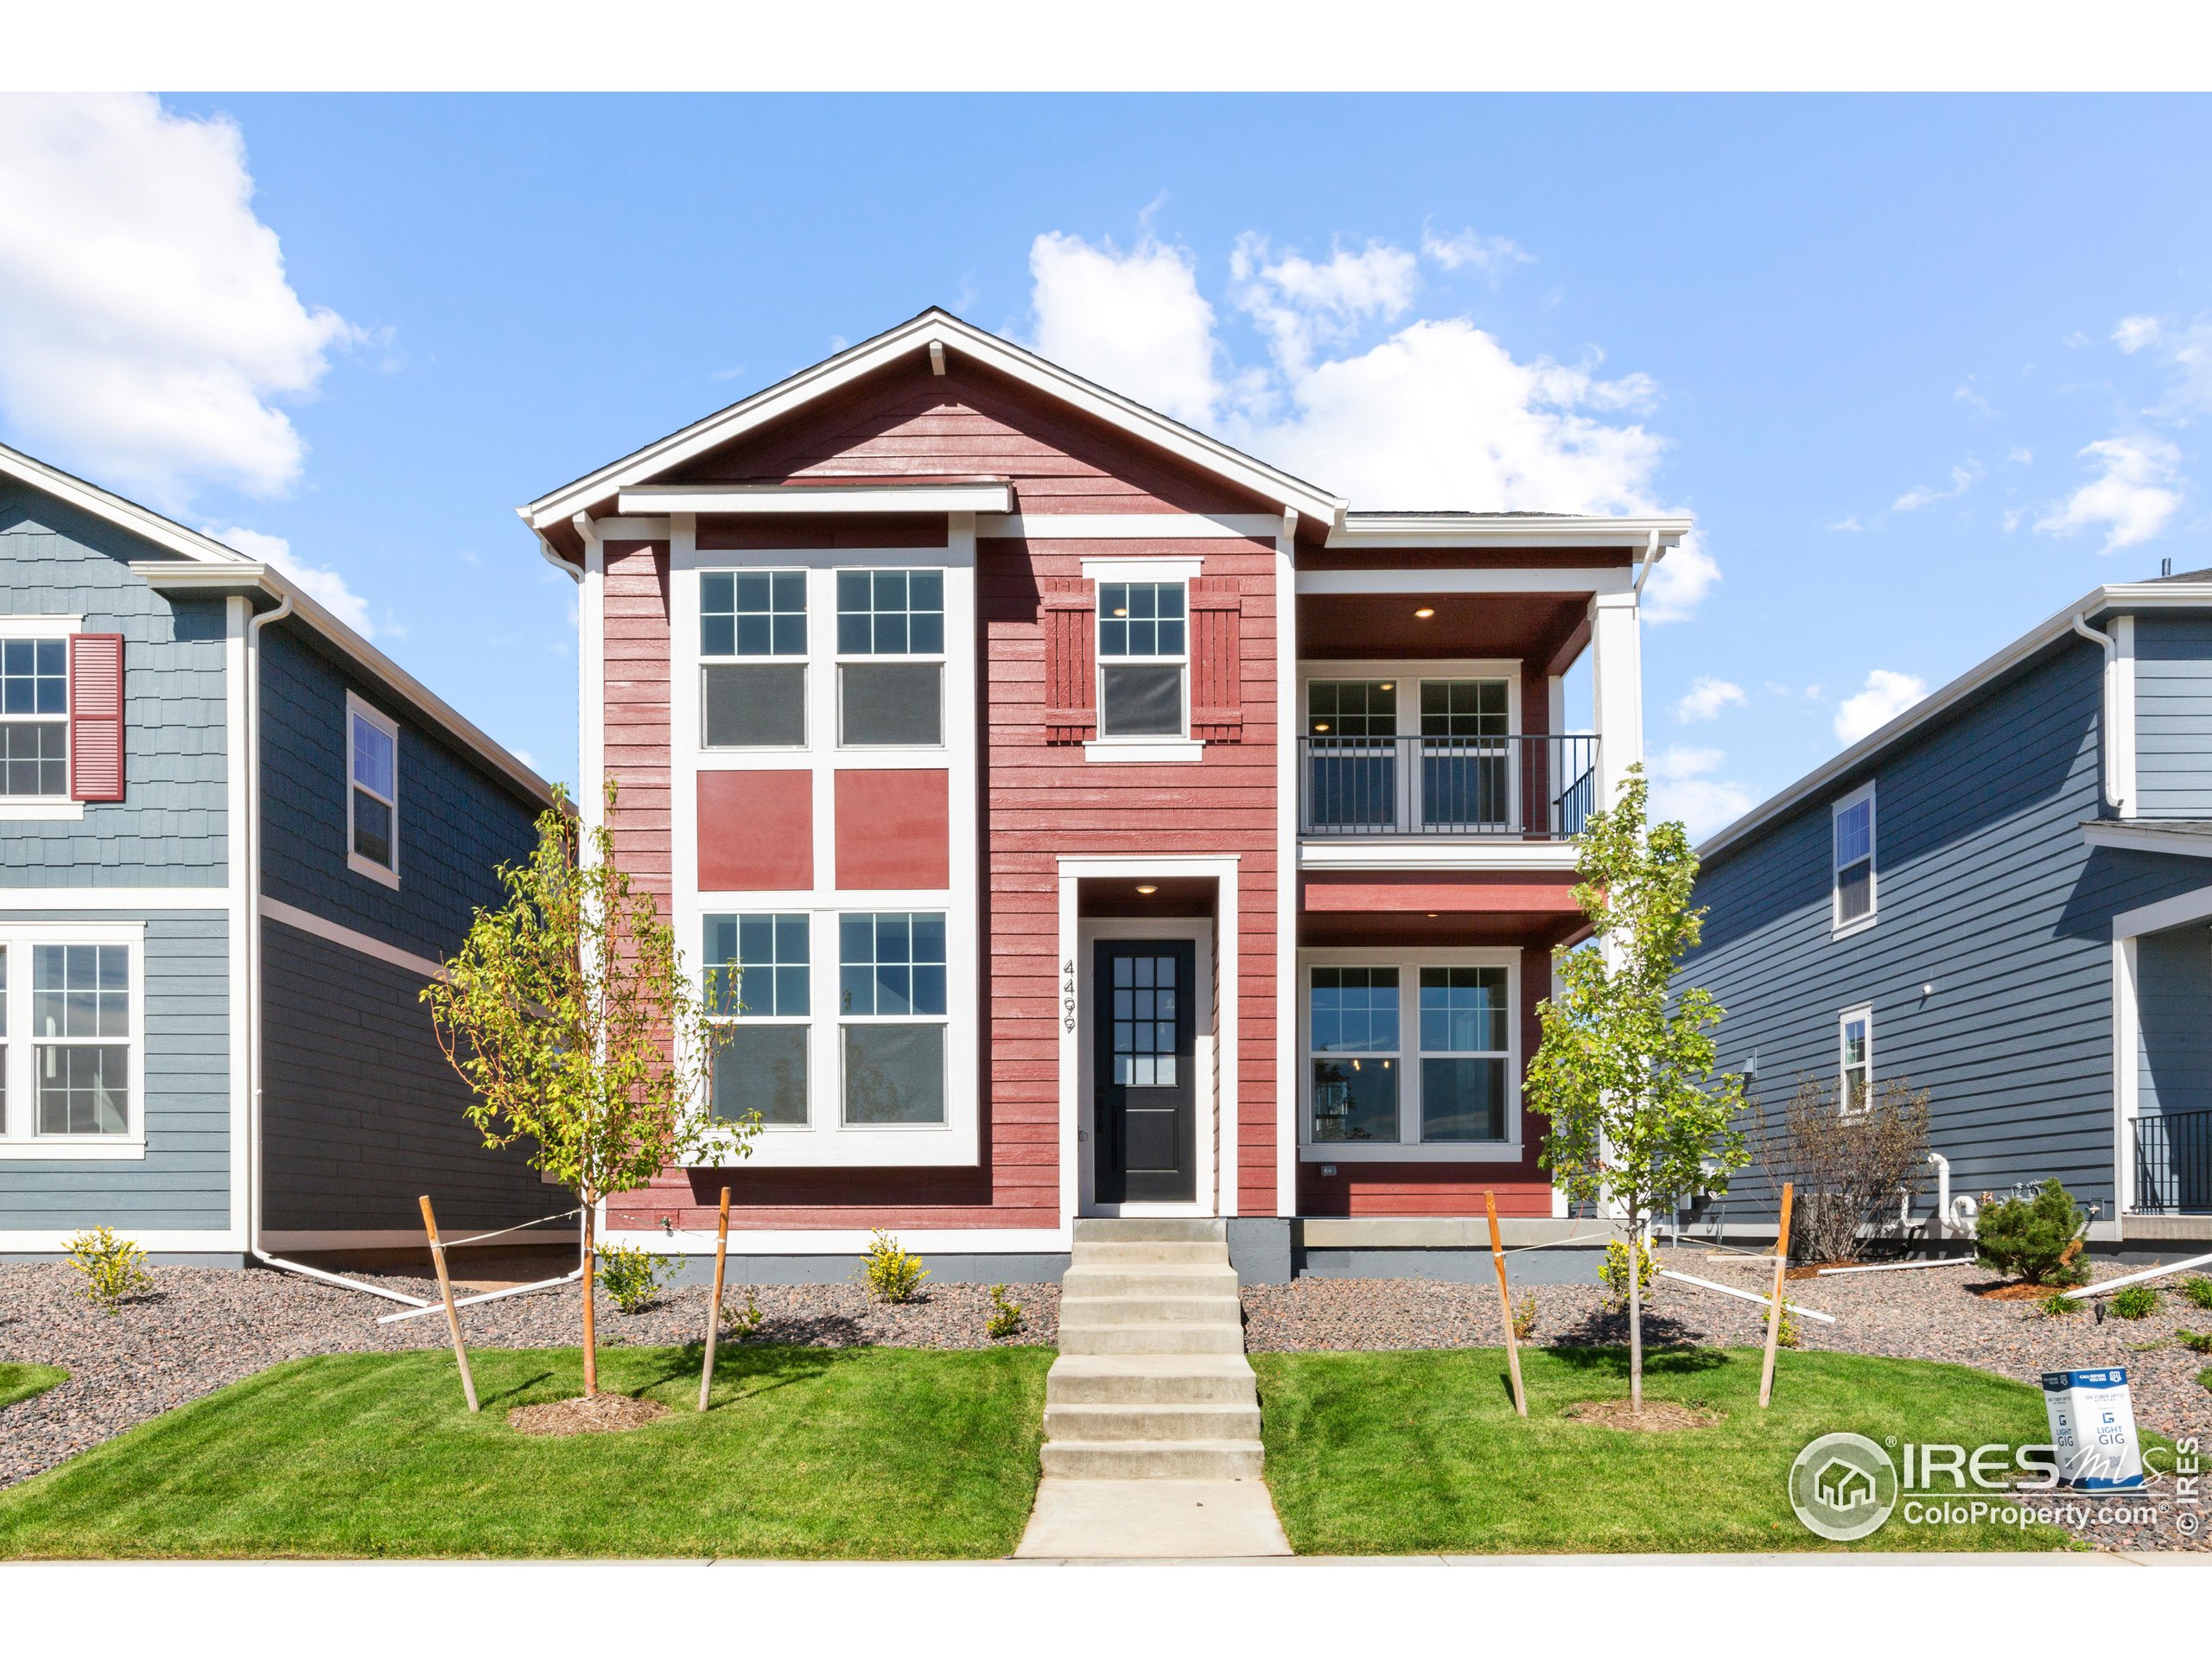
[1834,669,1928,745]
[1828,513,1864,532]
[1647,745,1758,840]
[2113,315,2164,353]
[2034,435,2183,553]
[2007,447,2033,467]
[1675,674,1747,722]
[206,525,375,639]
[1420,225,1533,281]
[1891,462,1980,513]
[1230,234,1419,378]
[1643,535,1719,625]
[1027,232,1223,424]
[0,95,353,511]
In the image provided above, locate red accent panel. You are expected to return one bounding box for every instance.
[1040,578,1096,743]
[835,769,949,890]
[1302,871,1583,915]
[67,632,124,802]
[698,770,811,890]
[604,543,672,906]
[1189,575,1243,741]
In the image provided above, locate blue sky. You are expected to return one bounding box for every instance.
[3,92,2209,833]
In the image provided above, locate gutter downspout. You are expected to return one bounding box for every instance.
[1632,529,1663,599]
[2071,613,2125,812]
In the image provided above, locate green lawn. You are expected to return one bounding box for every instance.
[0,1344,1052,1559]
[1254,1347,2077,1554]
[0,1364,68,1412]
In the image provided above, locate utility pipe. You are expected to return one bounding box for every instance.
[2070,613,2125,810]
[2060,1247,2212,1300]
[1928,1152,1952,1237]
[1631,529,1664,599]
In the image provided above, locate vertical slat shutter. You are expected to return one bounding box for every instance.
[68,632,125,802]
[1189,575,1243,742]
[1041,578,1096,743]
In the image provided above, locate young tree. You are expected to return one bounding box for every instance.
[1527,765,1747,1413]
[423,783,755,1399]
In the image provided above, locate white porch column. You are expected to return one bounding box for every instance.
[1590,591,1643,804]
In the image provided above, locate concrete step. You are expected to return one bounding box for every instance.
[1039,1439,1266,1481]
[1073,1217,1226,1245]
[1056,1322,1247,1356]
[1065,1240,1230,1267]
[1060,1263,1241,1299]
[1058,1293,1243,1327]
[1044,1402,1263,1442]
[1046,1354,1258,1407]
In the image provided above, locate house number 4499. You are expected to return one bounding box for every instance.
[1062,958,1077,1032]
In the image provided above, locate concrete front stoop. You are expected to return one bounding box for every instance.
[1015,1218,1292,1559]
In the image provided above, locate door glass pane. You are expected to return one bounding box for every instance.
[1110,954,1179,1087]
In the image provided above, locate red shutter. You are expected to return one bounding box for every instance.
[1189,576,1243,742]
[68,632,125,802]
[1040,579,1096,743]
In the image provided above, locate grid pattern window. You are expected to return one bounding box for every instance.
[704,914,810,1127]
[1310,967,1400,1143]
[1840,1007,1872,1112]
[838,570,944,655]
[1420,679,1509,737]
[348,702,398,880]
[0,638,67,798]
[34,944,129,1136]
[1418,967,1510,1141]
[836,569,945,747]
[701,570,806,658]
[1097,581,1187,738]
[1306,680,1397,737]
[1110,953,1178,1088]
[840,912,948,1126]
[1834,785,1876,930]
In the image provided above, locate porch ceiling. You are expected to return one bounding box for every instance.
[1077,874,1218,918]
[1297,591,1590,670]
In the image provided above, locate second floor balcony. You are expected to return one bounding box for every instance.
[1298,732,1599,840]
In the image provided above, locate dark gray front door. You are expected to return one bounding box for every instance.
[1094,939,1197,1204]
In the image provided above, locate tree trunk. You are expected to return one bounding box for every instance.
[1626,1211,1643,1414]
[582,1197,598,1400]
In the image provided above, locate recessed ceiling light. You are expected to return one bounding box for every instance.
[1377,682,1395,690]
[1135,884,1158,894]
[1313,721,1332,733]
[1414,607,1436,619]
[1112,607,1128,617]
[1427,912,1439,918]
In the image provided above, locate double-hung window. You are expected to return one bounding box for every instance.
[704,914,810,1126]
[836,569,944,747]
[1096,581,1187,738]
[1308,957,1517,1148]
[1839,1006,1872,1112]
[1310,967,1401,1142]
[1833,782,1876,931]
[0,636,67,799]
[839,912,948,1125]
[1417,967,1510,1141]
[35,944,130,1137]
[346,696,399,886]
[702,570,808,747]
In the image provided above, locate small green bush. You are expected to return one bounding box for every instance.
[861,1230,928,1304]
[1776,1306,1801,1350]
[2181,1275,2212,1312]
[597,1243,675,1314]
[1973,1179,2088,1286]
[66,1226,153,1314]
[2111,1284,2160,1320]
[721,1290,763,1338]
[1510,1290,1538,1343]
[2176,1328,2212,1356]
[1599,1238,1658,1310]
[2039,1291,2082,1319]
[985,1284,1025,1340]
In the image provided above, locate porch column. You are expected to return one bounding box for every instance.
[1590,591,1643,807]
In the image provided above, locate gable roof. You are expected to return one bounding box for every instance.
[518,308,1350,540]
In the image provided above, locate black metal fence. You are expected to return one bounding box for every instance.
[1297,734,1600,839]
[2134,1109,2212,1215]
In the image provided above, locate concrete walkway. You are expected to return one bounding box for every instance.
[1015,1478,1292,1559]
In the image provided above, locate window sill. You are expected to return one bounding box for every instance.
[0,799,86,822]
[1084,739,1203,764]
[0,1138,147,1160]
[1301,1141,1523,1163]
[1830,914,1878,941]
[347,852,401,890]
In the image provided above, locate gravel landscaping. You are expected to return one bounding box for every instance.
[0,1261,1056,1491]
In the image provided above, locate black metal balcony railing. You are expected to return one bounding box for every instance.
[2133,1109,2212,1214]
[1298,734,1600,839]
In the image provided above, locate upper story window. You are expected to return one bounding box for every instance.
[1832,782,1876,933]
[1307,679,1396,738]
[1421,679,1508,738]
[346,696,399,887]
[1839,1005,1872,1111]
[836,570,944,747]
[702,569,808,749]
[0,637,67,798]
[1097,581,1186,738]
[704,913,810,1128]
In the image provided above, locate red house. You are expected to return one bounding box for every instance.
[519,310,1678,1282]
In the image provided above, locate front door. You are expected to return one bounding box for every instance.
[1093,939,1197,1204]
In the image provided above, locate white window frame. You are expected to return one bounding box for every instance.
[345,692,401,889]
[836,909,952,1131]
[702,911,813,1132]
[1297,660,1525,834]
[1296,946,1522,1162]
[0,920,148,1160]
[833,566,949,752]
[0,614,83,823]
[699,566,810,752]
[1831,779,1877,938]
[1839,1003,1873,1114]
[1085,556,1199,759]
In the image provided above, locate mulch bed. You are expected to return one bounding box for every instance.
[1561,1399,1722,1431]
[507,1395,671,1437]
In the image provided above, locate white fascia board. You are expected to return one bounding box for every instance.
[1699,582,2212,862]
[0,441,248,566]
[133,561,557,811]
[2082,821,2212,861]
[0,887,229,910]
[1298,841,1581,872]
[979,512,1282,540]
[521,309,1347,531]
[602,1227,1072,1255]
[1296,567,1634,596]
[1325,514,1692,551]
[617,482,1012,516]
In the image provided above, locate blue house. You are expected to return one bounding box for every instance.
[1685,571,2212,1251]
[0,442,556,1265]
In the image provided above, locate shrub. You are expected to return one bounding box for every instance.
[721,1291,762,1339]
[2039,1291,2082,1319]
[1776,1306,1801,1350]
[66,1227,153,1314]
[861,1230,928,1304]
[2176,1328,2212,1356]
[1599,1237,1658,1310]
[1758,1077,1932,1263]
[597,1243,674,1314]
[2181,1275,2212,1312]
[1974,1179,2088,1286]
[2111,1284,2160,1320]
[1510,1290,1538,1343]
[985,1284,1025,1341]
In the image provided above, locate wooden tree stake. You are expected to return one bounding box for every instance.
[419,1195,479,1414]
[699,1186,731,1412]
[1485,1192,1528,1418]
[1759,1181,1796,1408]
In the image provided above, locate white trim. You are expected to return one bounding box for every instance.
[2112,882,2212,939]
[0,802,83,822]
[589,516,672,540]
[1082,740,1204,765]
[1077,917,1217,1219]
[0,887,227,911]
[259,1227,575,1252]
[1830,779,1878,938]
[579,536,605,837]
[0,1228,245,1253]
[0,442,248,566]
[1838,1002,1873,1111]
[225,596,251,1240]
[1296,566,1636,595]
[1274,512,1299,1220]
[2113,936,2139,1217]
[343,691,402,890]
[1298,841,1581,872]
[0,613,79,817]
[602,1225,1074,1255]
[1590,591,1642,805]
[0,918,148,1159]
[1079,556,1205,583]
[982,513,1279,541]
[2082,821,2212,859]
[0,614,79,637]
[1326,513,1691,550]
[2114,613,2139,817]
[619,482,1012,516]
[259,897,448,982]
